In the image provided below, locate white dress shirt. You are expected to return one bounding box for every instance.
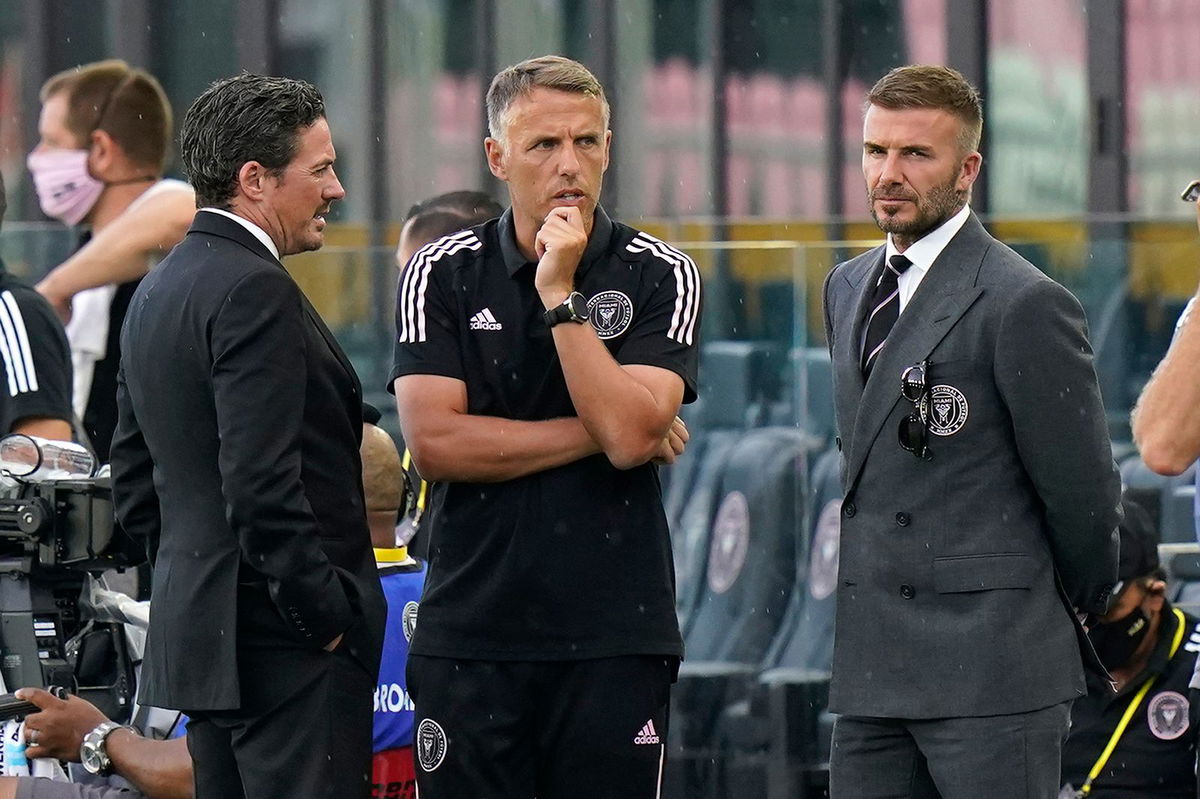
[885,203,971,314]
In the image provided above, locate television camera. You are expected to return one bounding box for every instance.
[0,435,144,723]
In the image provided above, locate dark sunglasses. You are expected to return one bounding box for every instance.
[898,360,931,460]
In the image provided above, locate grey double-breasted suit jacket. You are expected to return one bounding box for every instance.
[821,211,1121,719]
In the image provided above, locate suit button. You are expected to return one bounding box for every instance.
[843,502,857,518]
[895,512,910,527]
[900,584,915,599]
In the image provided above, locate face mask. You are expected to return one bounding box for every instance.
[26,149,104,226]
[1087,606,1151,670]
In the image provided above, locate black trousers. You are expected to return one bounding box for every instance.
[185,643,374,799]
[408,654,676,799]
[829,701,1072,799]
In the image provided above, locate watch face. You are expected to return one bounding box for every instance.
[567,293,589,321]
[81,745,103,774]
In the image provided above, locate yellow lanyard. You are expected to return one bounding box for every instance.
[373,546,410,563]
[1078,607,1187,796]
[401,448,428,517]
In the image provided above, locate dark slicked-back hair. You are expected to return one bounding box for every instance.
[866,65,983,154]
[180,73,325,209]
[486,55,609,140]
[41,59,172,171]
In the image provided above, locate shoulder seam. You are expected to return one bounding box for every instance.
[397,231,482,344]
[625,233,701,345]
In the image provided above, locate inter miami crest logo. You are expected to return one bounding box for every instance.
[808,499,843,601]
[920,384,968,436]
[416,718,448,771]
[587,290,634,340]
[1148,691,1190,740]
[708,491,750,594]
[402,601,419,642]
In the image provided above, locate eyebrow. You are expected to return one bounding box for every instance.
[863,141,933,153]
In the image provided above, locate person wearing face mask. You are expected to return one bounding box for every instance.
[27,60,194,462]
[1059,496,1200,798]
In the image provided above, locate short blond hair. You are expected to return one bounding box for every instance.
[361,424,404,513]
[41,59,172,171]
[866,65,983,155]
[486,55,610,140]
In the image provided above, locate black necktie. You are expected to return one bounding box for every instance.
[861,254,913,376]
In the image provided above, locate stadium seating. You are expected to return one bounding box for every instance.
[667,341,786,634]
[665,426,822,796]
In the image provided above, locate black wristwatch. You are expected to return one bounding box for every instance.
[543,292,590,328]
[80,720,129,775]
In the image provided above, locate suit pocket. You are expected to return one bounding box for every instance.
[933,553,1035,593]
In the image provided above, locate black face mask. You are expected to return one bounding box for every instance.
[1088,607,1151,670]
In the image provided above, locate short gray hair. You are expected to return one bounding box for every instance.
[486,55,610,140]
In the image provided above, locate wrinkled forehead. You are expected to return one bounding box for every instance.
[862,104,965,146]
[499,87,609,140]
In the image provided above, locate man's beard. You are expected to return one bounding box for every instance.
[869,179,965,240]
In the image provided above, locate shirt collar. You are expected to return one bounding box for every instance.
[200,207,281,261]
[498,205,615,278]
[885,203,971,274]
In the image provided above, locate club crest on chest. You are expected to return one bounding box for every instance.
[919,384,968,436]
[587,290,634,339]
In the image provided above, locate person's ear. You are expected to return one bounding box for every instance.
[1144,578,1168,615]
[237,161,271,203]
[956,150,982,193]
[87,129,118,178]
[485,138,508,181]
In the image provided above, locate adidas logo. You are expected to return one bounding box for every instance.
[633,719,660,745]
[469,308,503,331]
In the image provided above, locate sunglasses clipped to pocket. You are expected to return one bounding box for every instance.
[898,360,932,460]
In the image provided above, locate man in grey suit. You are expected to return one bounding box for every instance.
[821,65,1121,798]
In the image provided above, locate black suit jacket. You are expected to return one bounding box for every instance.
[110,211,386,712]
[821,212,1120,719]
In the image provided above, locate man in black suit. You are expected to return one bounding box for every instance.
[109,74,386,799]
[822,65,1121,797]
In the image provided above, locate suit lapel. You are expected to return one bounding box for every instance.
[191,211,361,391]
[831,248,883,459]
[299,292,361,391]
[843,214,990,489]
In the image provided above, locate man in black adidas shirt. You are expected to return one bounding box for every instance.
[0,173,72,442]
[390,55,701,798]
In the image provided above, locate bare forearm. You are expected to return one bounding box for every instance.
[549,322,673,468]
[36,186,193,298]
[107,732,193,799]
[1133,298,1200,474]
[11,418,72,441]
[406,412,600,482]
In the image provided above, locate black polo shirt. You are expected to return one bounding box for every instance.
[1060,603,1200,797]
[0,259,72,434]
[388,207,700,660]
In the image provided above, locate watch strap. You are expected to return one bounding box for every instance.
[543,292,589,328]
